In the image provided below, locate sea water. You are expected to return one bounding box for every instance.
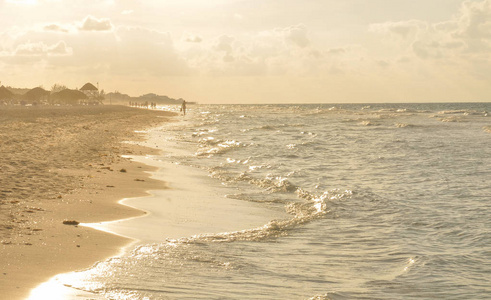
[34,103,490,299]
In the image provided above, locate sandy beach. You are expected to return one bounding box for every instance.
[0,105,174,299]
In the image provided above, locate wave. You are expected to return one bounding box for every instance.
[195,139,250,156]
[438,116,464,123]
[438,109,475,115]
[305,106,351,116]
[197,136,221,145]
[360,120,377,126]
[159,189,353,245]
[342,118,381,125]
[395,123,415,128]
[437,109,488,117]
[376,108,424,114]
[216,172,297,193]
[241,123,306,132]
[253,175,298,193]
[296,188,353,202]
[225,193,290,204]
[191,128,218,137]
[209,167,300,194]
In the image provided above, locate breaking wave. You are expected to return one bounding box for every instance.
[196,139,251,156]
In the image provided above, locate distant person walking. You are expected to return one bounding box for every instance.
[181,100,187,116]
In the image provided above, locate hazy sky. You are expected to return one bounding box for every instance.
[1,0,490,103]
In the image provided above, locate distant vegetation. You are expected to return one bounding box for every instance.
[0,82,192,106]
[106,91,193,105]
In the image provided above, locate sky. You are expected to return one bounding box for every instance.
[1,0,491,103]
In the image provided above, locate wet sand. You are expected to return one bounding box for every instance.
[87,156,289,243]
[0,105,174,299]
[27,124,289,299]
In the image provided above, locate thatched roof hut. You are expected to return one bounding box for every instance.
[0,86,14,100]
[23,87,50,104]
[80,82,98,100]
[51,89,88,105]
[80,82,104,104]
[80,82,98,91]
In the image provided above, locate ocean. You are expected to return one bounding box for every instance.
[32,103,490,299]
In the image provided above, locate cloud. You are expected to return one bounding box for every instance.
[283,24,310,48]
[213,35,236,62]
[457,0,491,39]
[451,0,491,53]
[411,40,443,59]
[48,40,72,56]
[261,26,309,52]
[79,15,113,31]
[13,42,45,56]
[368,1,491,60]
[12,40,72,56]
[184,34,203,43]
[327,48,346,55]
[43,24,69,33]
[214,35,235,53]
[183,24,334,77]
[376,60,390,68]
[410,0,491,57]
[5,0,62,4]
[255,24,310,49]
[44,16,113,33]
[186,1,491,81]
[109,26,189,76]
[362,0,491,84]
[0,17,189,77]
[5,0,37,5]
[121,10,133,15]
[369,20,427,39]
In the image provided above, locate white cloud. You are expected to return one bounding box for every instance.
[79,15,113,31]
[184,34,202,43]
[214,35,235,53]
[327,48,346,55]
[12,40,72,56]
[284,24,310,48]
[5,0,37,5]
[412,40,443,59]
[367,1,491,60]
[452,0,491,53]
[457,0,491,39]
[182,24,334,77]
[47,40,72,56]
[0,17,188,77]
[369,20,427,39]
[109,26,189,76]
[43,23,69,33]
[42,16,114,34]
[376,60,390,68]
[14,41,45,56]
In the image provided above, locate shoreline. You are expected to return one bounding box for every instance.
[85,155,289,244]
[27,120,290,298]
[0,105,175,299]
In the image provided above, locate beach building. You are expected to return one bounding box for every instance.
[23,87,50,105]
[51,89,88,105]
[80,82,103,104]
[0,85,14,105]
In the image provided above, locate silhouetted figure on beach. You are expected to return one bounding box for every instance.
[181,100,187,116]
